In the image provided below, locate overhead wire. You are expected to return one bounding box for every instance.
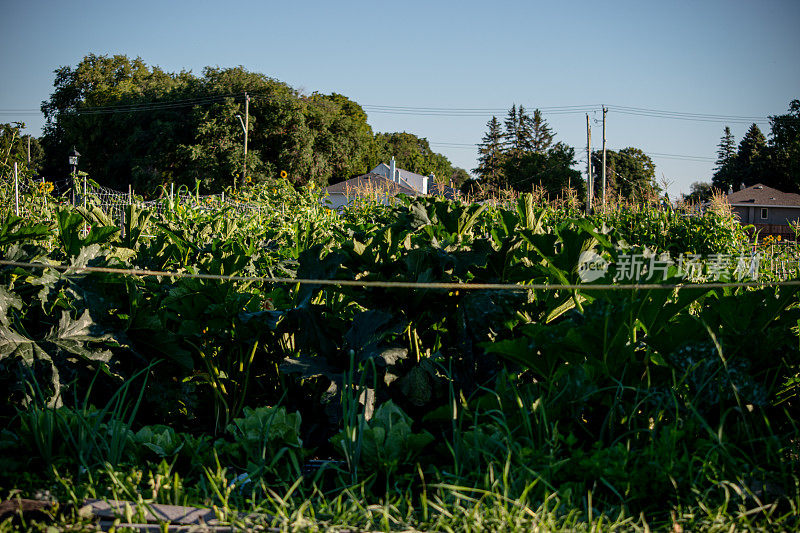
[3,97,791,123]
[1,97,786,168]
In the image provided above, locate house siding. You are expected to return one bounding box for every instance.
[766,207,800,226]
[733,206,800,226]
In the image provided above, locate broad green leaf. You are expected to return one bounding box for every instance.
[0,286,22,326]
[45,310,118,364]
[0,215,52,248]
[0,324,50,362]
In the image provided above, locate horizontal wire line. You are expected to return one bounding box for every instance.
[0,260,796,291]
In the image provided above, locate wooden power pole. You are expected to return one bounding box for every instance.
[602,106,607,211]
[242,92,250,188]
[586,114,592,214]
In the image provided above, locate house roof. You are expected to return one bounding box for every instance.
[371,163,431,194]
[324,173,419,196]
[726,184,800,207]
[427,181,459,200]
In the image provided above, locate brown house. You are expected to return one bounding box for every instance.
[725,184,800,237]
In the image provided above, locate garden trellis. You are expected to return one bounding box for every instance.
[75,180,265,221]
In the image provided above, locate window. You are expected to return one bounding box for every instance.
[760,208,768,220]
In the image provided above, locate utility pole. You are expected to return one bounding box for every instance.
[586,114,592,214]
[602,106,607,211]
[242,92,250,188]
[14,163,19,216]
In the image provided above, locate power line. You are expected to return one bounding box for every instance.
[71,94,244,115]
[4,99,792,124]
[361,104,600,118]
[607,105,782,125]
[432,142,713,163]
[600,146,715,163]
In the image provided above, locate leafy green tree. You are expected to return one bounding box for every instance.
[304,92,375,184]
[372,132,454,181]
[505,142,583,198]
[592,147,658,201]
[42,54,205,190]
[683,181,714,203]
[448,168,471,188]
[1,123,43,177]
[40,54,381,191]
[473,116,505,190]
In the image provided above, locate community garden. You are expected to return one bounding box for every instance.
[0,176,798,531]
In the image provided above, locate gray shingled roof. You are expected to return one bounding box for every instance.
[325,173,419,196]
[726,184,800,207]
[427,182,459,200]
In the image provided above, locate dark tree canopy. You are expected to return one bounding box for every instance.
[525,109,554,154]
[470,105,580,198]
[505,142,583,199]
[715,126,736,171]
[503,105,519,156]
[501,105,553,157]
[682,181,715,204]
[590,147,658,202]
[39,54,456,193]
[768,99,800,192]
[710,100,800,194]
[712,123,769,192]
[473,116,505,189]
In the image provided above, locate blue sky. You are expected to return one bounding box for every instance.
[1,0,798,197]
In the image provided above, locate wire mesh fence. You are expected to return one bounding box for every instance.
[72,180,265,220]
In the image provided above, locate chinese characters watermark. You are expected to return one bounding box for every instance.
[577,249,761,283]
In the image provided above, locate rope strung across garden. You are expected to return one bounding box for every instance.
[1,259,799,291]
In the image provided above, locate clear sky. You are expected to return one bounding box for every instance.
[1,0,798,197]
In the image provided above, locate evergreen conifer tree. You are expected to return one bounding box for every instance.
[737,123,768,187]
[473,116,506,190]
[714,126,736,171]
[768,99,800,192]
[516,105,534,152]
[713,123,769,191]
[526,109,554,153]
[503,105,519,156]
[711,126,737,191]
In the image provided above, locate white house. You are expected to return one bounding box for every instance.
[369,157,430,195]
[324,157,449,210]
